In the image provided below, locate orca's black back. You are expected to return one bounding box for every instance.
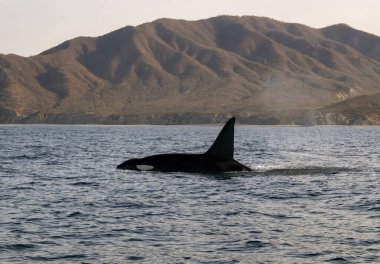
[117,117,252,172]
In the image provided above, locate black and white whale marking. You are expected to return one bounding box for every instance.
[117,117,251,173]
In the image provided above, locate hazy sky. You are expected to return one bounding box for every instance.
[1,0,379,56]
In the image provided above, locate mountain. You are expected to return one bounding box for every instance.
[311,92,380,125]
[1,15,380,124]
[321,24,380,62]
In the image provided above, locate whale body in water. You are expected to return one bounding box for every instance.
[117,117,251,173]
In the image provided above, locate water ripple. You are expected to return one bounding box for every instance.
[0,125,379,263]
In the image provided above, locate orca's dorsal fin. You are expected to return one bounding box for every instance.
[205,117,235,160]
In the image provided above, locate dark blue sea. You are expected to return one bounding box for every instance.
[0,125,379,263]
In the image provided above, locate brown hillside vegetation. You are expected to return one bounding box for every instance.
[312,92,380,125]
[0,15,379,124]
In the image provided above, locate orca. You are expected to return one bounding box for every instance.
[116,117,251,173]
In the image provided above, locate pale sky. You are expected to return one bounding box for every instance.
[1,0,379,57]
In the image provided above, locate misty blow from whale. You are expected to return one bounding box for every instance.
[117,117,251,173]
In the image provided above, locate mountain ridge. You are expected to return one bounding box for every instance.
[1,15,379,124]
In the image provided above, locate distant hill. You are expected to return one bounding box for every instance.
[312,92,380,125]
[1,15,380,124]
[321,24,380,62]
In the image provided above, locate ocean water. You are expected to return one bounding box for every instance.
[0,124,379,263]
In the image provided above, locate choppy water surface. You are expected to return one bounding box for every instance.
[0,125,379,263]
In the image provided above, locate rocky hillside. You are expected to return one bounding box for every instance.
[0,15,379,124]
[311,92,380,125]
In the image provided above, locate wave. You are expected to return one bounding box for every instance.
[26,254,86,261]
[9,154,47,160]
[251,166,355,176]
[169,166,355,180]
[0,243,37,251]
